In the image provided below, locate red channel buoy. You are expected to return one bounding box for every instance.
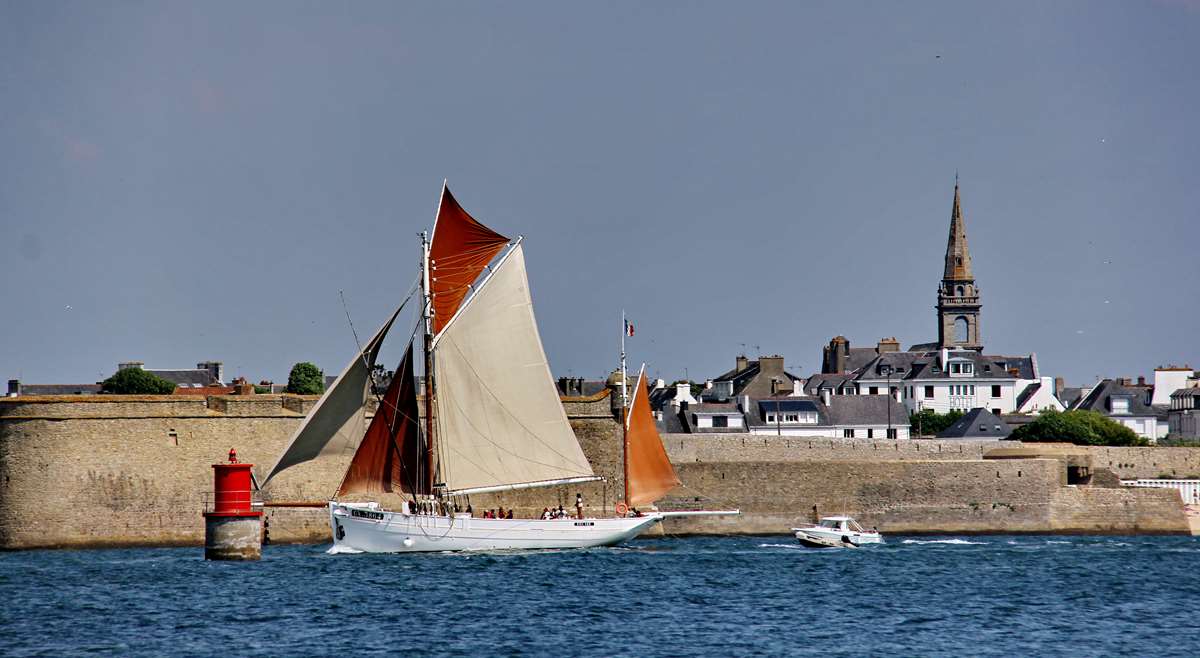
[202,449,263,560]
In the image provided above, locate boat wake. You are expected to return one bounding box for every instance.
[901,538,986,545]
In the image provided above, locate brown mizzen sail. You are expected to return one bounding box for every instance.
[338,342,429,496]
[625,366,681,506]
[429,185,511,335]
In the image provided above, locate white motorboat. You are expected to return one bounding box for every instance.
[792,516,883,548]
[260,183,732,553]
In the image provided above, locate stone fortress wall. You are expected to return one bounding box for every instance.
[0,396,1192,549]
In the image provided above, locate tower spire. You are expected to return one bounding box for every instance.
[936,178,982,351]
[944,178,973,280]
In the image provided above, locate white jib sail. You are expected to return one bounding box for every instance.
[432,244,596,494]
[259,306,401,488]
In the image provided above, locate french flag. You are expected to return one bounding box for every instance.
[625,320,635,337]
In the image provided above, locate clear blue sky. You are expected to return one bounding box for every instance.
[3,1,1197,388]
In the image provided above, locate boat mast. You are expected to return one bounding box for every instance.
[621,309,629,507]
[421,229,437,498]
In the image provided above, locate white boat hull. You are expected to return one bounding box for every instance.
[328,502,663,553]
[792,527,884,549]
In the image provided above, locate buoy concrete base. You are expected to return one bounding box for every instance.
[204,514,263,560]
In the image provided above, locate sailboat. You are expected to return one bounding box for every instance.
[258,183,691,553]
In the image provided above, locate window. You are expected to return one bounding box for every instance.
[992,408,1001,415]
[712,415,728,428]
[980,425,987,432]
[869,386,879,395]
[867,429,874,438]
[765,414,775,423]
[924,386,935,398]
[950,363,961,374]
[886,428,897,439]
[963,363,973,374]
[843,429,854,438]
[956,285,965,296]
[785,414,799,422]
[991,385,1001,398]
[954,316,969,343]
[1111,397,1130,414]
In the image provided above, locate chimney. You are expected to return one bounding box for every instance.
[759,355,784,377]
[1137,375,1146,386]
[940,348,949,369]
[824,336,850,374]
[1054,377,1065,395]
[792,379,802,396]
[740,394,750,413]
[704,379,713,390]
[558,377,568,394]
[198,361,225,385]
[654,378,666,390]
[735,355,749,373]
[118,361,144,371]
[820,387,832,406]
[7,379,19,397]
[877,337,900,354]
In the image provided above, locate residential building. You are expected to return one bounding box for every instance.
[1168,386,1200,440]
[1073,378,1166,441]
[707,355,803,401]
[746,392,910,439]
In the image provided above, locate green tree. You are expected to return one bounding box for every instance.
[100,368,177,395]
[1010,409,1147,446]
[908,409,964,436]
[287,362,325,395]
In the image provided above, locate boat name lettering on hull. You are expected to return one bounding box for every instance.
[351,509,385,521]
[573,522,595,527]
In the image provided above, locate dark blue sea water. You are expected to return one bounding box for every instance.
[3,535,1198,657]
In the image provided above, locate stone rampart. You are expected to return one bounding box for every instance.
[1,397,1194,549]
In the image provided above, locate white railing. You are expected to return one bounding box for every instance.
[1122,479,1200,504]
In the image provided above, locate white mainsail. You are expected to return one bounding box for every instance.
[259,306,402,487]
[432,243,597,495]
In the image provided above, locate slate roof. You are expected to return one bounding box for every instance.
[757,399,819,415]
[743,395,906,429]
[678,402,745,433]
[148,369,219,386]
[803,373,856,395]
[656,409,689,434]
[17,383,102,395]
[1058,387,1085,409]
[1075,379,1157,417]
[1171,387,1200,400]
[901,352,1033,381]
[907,341,940,352]
[711,359,802,397]
[937,408,1012,439]
[1016,382,1041,409]
[844,347,881,372]
[822,395,909,427]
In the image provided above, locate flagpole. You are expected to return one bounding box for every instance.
[620,309,629,511]
[620,309,628,411]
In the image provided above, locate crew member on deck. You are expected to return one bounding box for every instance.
[575,493,584,520]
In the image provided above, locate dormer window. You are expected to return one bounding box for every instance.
[1110,396,1130,415]
[948,360,974,377]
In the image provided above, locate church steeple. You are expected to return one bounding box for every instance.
[936,178,983,351]
[943,180,973,280]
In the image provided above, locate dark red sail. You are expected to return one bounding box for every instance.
[338,342,428,495]
[428,184,510,335]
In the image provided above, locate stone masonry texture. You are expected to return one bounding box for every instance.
[0,397,1190,549]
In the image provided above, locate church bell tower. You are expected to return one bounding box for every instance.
[937,180,983,351]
